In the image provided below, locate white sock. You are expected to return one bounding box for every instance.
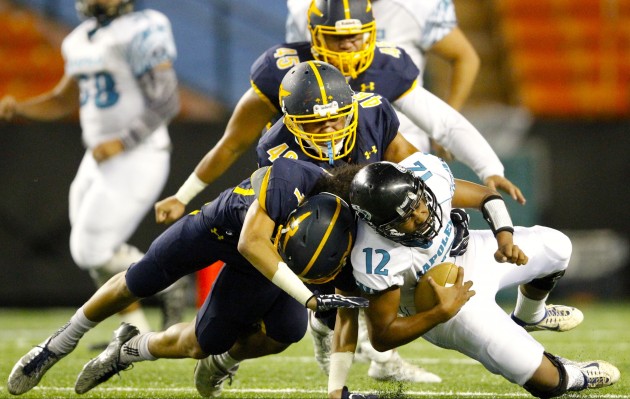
[120,332,157,364]
[215,351,239,370]
[119,308,151,334]
[565,364,587,391]
[513,289,548,324]
[48,307,98,355]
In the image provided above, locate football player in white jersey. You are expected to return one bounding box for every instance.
[324,154,620,398]
[285,0,480,157]
[0,0,184,332]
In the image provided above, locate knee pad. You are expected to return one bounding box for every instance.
[528,270,566,292]
[523,352,568,399]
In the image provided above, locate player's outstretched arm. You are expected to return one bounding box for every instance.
[0,75,79,122]
[238,200,368,312]
[154,88,276,224]
[364,270,473,352]
[429,27,480,111]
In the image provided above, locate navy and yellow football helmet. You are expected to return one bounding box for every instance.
[279,60,358,163]
[308,0,377,78]
[276,192,355,284]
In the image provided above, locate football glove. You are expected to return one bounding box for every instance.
[449,208,470,257]
[310,294,368,312]
[341,386,378,399]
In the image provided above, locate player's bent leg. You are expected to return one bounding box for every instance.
[86,244,152,333]
[74,322,140,394]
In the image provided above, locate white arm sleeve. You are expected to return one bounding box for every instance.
[393,86,504,181]
[285,0,311,42]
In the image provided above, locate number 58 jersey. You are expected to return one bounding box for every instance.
[61,10,176,149]
[350,152,456,313]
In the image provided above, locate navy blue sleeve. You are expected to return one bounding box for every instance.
[260,158,326,224]
[350,44,419,102]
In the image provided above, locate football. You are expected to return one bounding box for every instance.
[414,262,460,312]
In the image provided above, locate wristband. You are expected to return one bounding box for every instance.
[328,352,354,394]
[271,262,313,306]
[174,172,208,205]
[481,195,514,235]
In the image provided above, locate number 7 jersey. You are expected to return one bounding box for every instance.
[61,9,176,149]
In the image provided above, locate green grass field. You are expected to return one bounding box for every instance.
[1,302,629,399]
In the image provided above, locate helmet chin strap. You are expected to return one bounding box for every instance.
[327,142,334,165]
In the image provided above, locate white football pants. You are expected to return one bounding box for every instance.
[415,226,572,385]
[69,144,170,271]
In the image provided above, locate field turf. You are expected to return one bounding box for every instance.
[0,302,628,398]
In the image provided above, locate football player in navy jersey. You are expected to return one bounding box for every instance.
[7,158,369,397]
[155,0,524,228]
[257,60,409,168]
[257,60,437,381]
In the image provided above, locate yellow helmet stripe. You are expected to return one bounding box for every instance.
[256,165,273,212]
[343,0,351,18]
[307,60,329,105]
[300,196,342,277]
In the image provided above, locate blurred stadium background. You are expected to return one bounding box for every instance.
[0,0,628,308]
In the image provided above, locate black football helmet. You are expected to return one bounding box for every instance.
[76,0,134,23]
[279,61,358,163]
[349,162,443,246]
[308,0,377,78]
[276,192,355,284]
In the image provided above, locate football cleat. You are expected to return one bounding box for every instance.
[578,361,620,389]
[512,304,584,332]
[308,310,333,374]
[341,386,379,399]
[560,359,621,391]
[7,337,70,395]
[194,355,239,397]
[74,322,139,394]
[367,352,442,383]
